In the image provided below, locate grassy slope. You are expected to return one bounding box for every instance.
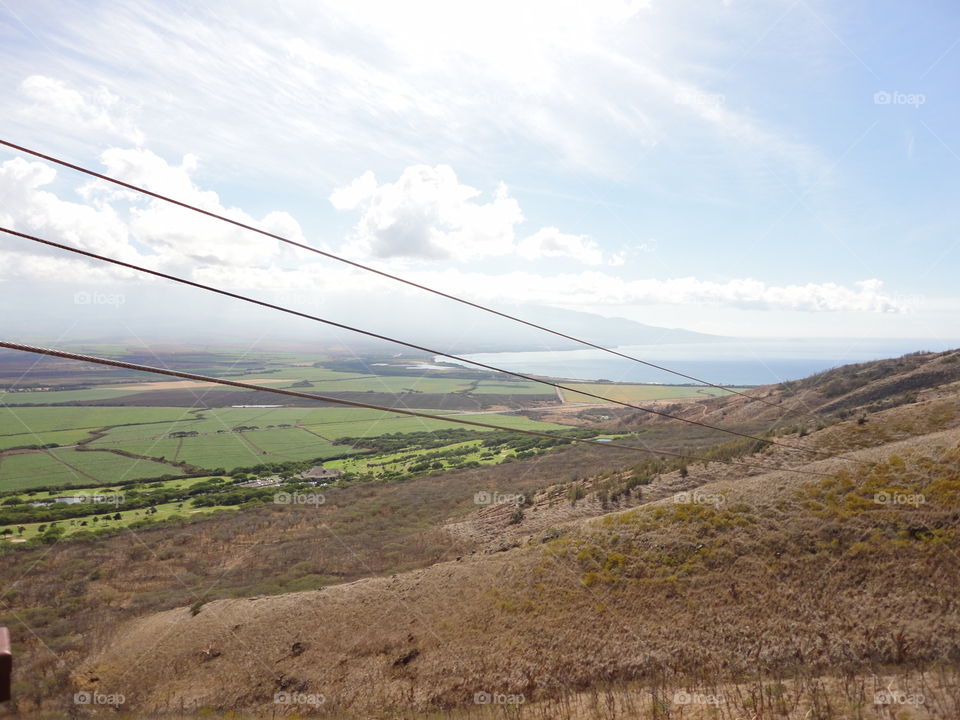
[67,355,960,718]
[4,349,960,717]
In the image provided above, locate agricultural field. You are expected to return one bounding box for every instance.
[0,401,572,487]
[0,347,731,538]
[0,449,179,490]
[469,380,549,394]
[83,408,568,472]
[0,406,195,451]
[0,421,602,544]
[557,382,750,403]
[0,406,190,435]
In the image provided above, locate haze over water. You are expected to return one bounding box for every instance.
[453,338,960,386]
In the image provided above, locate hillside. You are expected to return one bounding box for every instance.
[5,350,960,718]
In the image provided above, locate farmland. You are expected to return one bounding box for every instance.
[0,346,737,540]
[557,382,750,403]
[0,450,180,490]
[0,407,568,488]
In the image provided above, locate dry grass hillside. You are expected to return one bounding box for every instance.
[4,350,960,719]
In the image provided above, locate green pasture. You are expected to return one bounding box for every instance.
[558,383,751,403]
[0,449,178,490]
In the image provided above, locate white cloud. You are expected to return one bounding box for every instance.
[332,166,613,265]
[0,149,305,281]
[0,1,824,186]
[0,157,136,264]
[332,165,523,261]
[192,261,905,314]
[94,148,305,268]
[329,171,378,210]
[517,227,603,265]
[396,270,906,313]
[0,150,903,317]
[20,75,144,145]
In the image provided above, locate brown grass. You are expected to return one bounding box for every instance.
[4,351,960,718]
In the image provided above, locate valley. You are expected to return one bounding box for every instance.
[2,346,959,717]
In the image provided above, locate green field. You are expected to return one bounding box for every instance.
[81,408,566,472]
[0,449,180,490]
[1,351,728,503]
[0,406,193,435]
[0,428,98,451]
[558,383,751,403]
[470,380,550,394]
[0,387,150,404]
[281,375,474,393]
[0,399,585,490]
[4,499,238,541]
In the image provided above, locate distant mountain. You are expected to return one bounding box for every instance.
[515,305,725,348]
[310,301,726,353]
[3,278,723,354]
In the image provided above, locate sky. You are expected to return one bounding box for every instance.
[0,0,958,348]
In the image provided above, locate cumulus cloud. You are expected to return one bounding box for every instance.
[332,166,610,264]
[20,75,145,145]
[0,149,305,281]
[332,165,523,261]
[0,150,903,316]
[0,157,136,264]
[91,148,304,268]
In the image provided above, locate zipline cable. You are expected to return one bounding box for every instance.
[0,340,836,478]
[0,138,797,413]
[0,225,865,467]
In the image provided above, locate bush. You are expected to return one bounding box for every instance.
[566,485,586,505]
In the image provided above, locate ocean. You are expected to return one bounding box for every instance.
[448,338,960,386]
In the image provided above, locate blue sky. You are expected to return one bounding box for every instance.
[0,0,958,342]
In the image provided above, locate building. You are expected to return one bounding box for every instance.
[298,465,342,481]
